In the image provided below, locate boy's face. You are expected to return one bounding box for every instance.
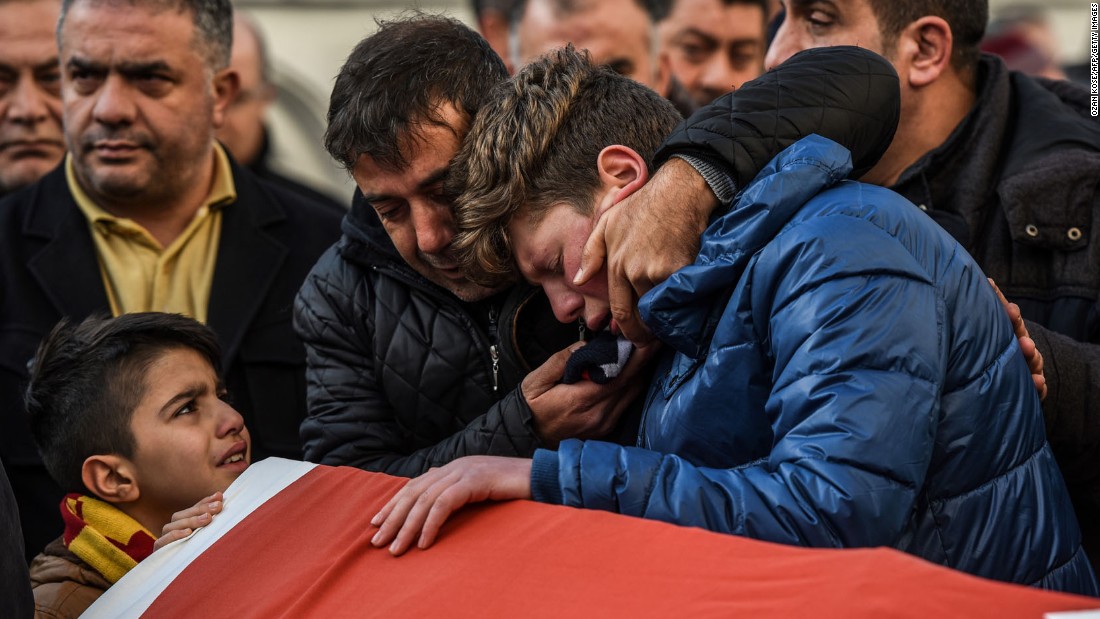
[128,347,251,518]
[509,203,613,331]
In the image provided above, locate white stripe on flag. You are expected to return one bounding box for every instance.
[83,458,317,618]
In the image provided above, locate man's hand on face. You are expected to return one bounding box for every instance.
[523,341,656,446]
[370,456,533,555]
[989,278,1047,401]
[574,158,716,348]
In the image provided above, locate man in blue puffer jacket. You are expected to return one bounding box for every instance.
[369,45,1098,595]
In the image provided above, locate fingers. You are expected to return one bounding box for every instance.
[1033,374,1049,402]
[523,342,586,401]
[162,492,222,534]
[606,267,648,346]
[1018,336,1044,374]
[988,279,1046,401]
[161,510,213,536]
[155,492,224,552]
[371,469,457,555]
[153,528,194,552]
[410,483,472,552]
[989,278,1026,336]
[575,212,610,286]
[370,458,533,556]
[1019,335,1047,401]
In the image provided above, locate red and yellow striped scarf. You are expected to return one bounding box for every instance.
[60,493,156,583]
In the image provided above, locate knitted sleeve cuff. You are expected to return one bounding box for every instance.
[670,153,737,206]
[530,449,563,505]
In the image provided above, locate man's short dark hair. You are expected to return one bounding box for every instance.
[324,14,508,172]
[451,45,681,287]
[867,0,988,73]
[26,313,223,494]
[57,0,233,71]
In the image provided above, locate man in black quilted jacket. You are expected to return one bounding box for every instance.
[577,0,1100,572]
[293,15,653,477]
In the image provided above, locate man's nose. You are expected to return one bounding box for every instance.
[91,75,137,126]
[764,19,800,70]
[6,75,51,124]
[412,203,455,256]
[698,56,736,97]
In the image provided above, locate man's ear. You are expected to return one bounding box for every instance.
[594,145,648,217]
[894,16,953,88]
[211,67,241,129]
[81,455,140,504]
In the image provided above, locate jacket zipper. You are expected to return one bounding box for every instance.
[372,262,504,394]
[488,304,501,393]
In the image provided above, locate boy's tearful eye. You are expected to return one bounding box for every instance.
[173,400,197,418]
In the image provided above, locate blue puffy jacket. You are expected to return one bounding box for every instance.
[530,135,1098,595]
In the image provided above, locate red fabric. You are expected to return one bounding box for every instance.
[143,465,1098,618]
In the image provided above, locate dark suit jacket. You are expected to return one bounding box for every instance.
[0,160,342,561]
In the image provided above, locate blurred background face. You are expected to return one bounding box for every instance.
[514,0,669,95]
[0,0,65,194]
[765,0,886,70]
[59,1,220,206]
[658,0,766,107]
[216,16,274,166]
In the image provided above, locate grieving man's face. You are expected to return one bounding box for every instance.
[352,105,498,303]
[508,202,613,332]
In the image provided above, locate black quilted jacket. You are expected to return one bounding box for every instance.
[293,194,577,476]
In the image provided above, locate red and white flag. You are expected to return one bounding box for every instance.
[85,458,1100,618]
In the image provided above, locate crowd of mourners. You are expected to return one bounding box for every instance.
[2,0,1100,616]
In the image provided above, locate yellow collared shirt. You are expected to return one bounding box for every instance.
[68,145,237,323]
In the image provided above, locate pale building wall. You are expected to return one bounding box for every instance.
[237,1,473,202]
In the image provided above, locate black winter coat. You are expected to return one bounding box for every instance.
[294,195,579,477]
[658,52,1100,572]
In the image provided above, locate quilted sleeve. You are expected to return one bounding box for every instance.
[654,46,900,189]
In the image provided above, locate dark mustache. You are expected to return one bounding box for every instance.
[80,130,154,149]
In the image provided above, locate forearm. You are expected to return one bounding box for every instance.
[653,47,900,188]
[534,439,918,548]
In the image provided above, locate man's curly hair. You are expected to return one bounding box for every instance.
[450,45,681,288]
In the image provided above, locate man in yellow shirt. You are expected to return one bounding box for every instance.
[0,0,341,562]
